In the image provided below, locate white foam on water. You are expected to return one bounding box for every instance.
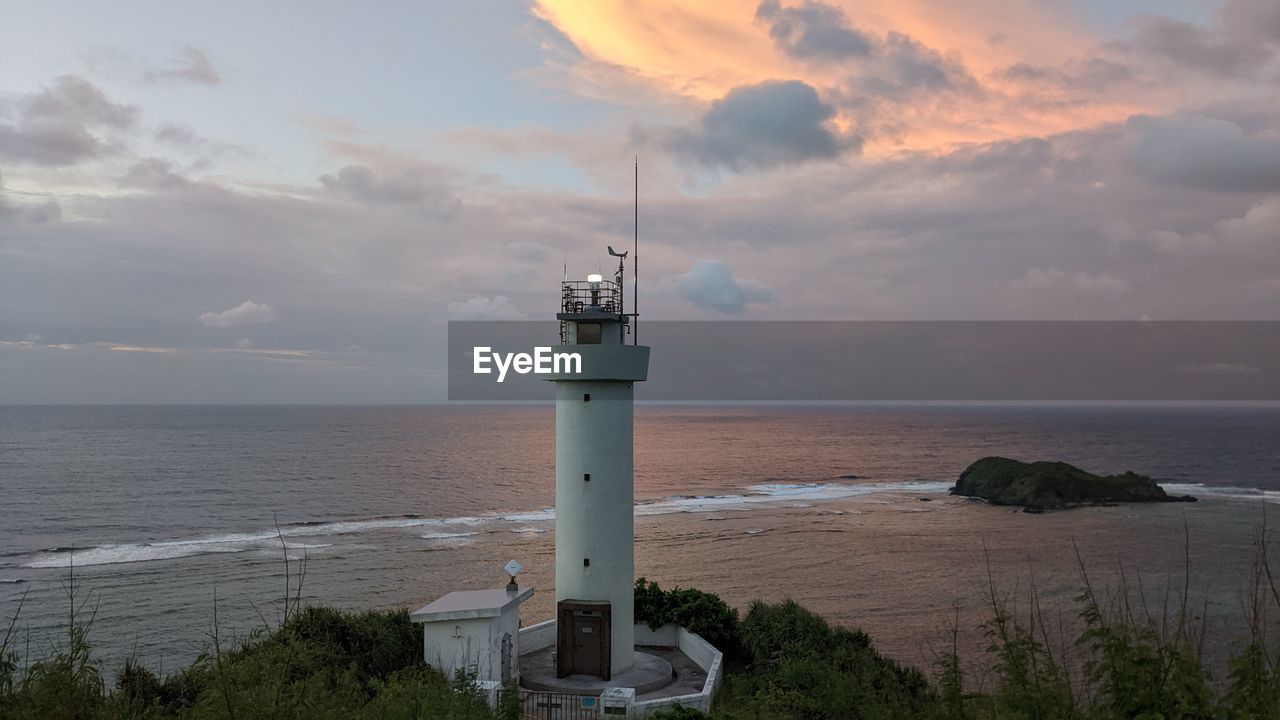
[34,477,1224,569]
[1162,483,1280,504]
[498,510,555,522]
[0,578,24,584]
[23,543,249,569]
[420,531,478,540]
[280,515,484,537]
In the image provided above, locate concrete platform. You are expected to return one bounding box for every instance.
[519,647,676,696]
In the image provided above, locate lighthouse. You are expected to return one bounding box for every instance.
[548,250,649,680]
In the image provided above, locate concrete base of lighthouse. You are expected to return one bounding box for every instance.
[519,647,675,696]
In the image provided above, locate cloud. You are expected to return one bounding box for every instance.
[319,164,458,216]
[0,75,138,165]
[667,260,775,314]
[232,337,254,349]
[858,31,979,100]
[1126,114,1280,193]
[153,121,243,157]
[507,241,552,262]
[447,296,526,320]
[1016,267,1130,297]
[1175,361,1262,376]
[652,80,849,170]
[997,58,1136,93]
[119,159,189,190]
[753,1,980,101]
[1214,196,1280,246]
[154,122,200,145]
[107,343,177,353]
[144,47,221,86]
[199,301,280,328]
[4,61,1279,402]
[1127,14,1267,78]
[755,0,874,61]
[0,169,61,222]
[1219,0,1280,49]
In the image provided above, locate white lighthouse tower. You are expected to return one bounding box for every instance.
[548,250,649,680]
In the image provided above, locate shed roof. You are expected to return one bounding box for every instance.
[410,587,534,623]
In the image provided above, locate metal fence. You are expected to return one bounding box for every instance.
[503,689,602,720]
[560,280,623,315]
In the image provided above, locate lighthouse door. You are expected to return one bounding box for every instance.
[574,615,602,673]
[556,600,612,679]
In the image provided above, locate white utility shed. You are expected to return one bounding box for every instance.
[411,587,533,684]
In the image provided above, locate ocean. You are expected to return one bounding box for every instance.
[2,404,1278,677]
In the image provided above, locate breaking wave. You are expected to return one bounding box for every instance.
[419,531,478,541]
[33,476,1265,570]
[1162,483,1280,504]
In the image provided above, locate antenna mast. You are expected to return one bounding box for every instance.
[633,156,638,345]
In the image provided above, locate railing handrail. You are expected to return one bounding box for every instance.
[560,280,623,315]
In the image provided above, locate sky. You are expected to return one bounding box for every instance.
[1,0,1278,403]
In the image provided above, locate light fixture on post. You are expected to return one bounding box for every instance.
[587,273,603,306]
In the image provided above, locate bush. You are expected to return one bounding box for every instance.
[0,602,490,720]
[725,599,934,720]
[652,705,712,720]
[635,578,743,659]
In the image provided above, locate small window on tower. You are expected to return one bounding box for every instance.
[577,323,602,344]
[583,558,590,567]
[584,473,591,482]
[583,393,590,402]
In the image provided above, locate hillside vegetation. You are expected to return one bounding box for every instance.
[3,558,1279,719]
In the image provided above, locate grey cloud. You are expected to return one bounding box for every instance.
[446,296,526,320]
[1175,361,1262,376]
[507,241,552,262]
[860,32,978,99]
[120,159,189,190]
[155,122,199,145]
[0,75,138,165]
[199,300,280,328]
[1074,58,1139,88]
[1219,0,1280,49]
[153,121,246,159]
[320,163,458,216]
[1126,114,1280,193]
[654,80,850,171]
[23,76,137,128]
[144,47,221,86]
[0,123,101,165]
[1015,267,1130,297]
[754,1,979,102]
[1125,5,1277,79]
[5,101,1280,402]
[755,0,874,61]
[668,260,775,314]
[998,57,1136,93]
[1129,15,1264,77]
[0,169,61,223]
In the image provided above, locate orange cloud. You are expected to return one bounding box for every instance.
[532,0,1163,154]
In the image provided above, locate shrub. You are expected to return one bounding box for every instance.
[731,600,933,720]
[652,705,712,720]
[635,578,743,659]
